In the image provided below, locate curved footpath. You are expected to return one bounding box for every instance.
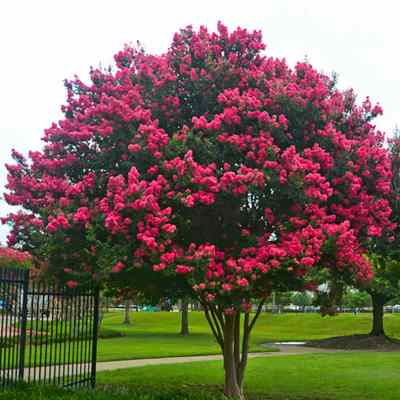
[96,344,347,372]
[1,345,362,380]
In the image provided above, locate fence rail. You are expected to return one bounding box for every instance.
[0,267,99,388]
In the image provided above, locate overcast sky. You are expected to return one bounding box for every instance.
[1,0,399,244]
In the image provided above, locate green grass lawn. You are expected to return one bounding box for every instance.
[3,311,400,399]
[4,352,400,399]
[97,311,223,361]
[3,311,399,366]
[95,310,400,361]
[95,352,400,400]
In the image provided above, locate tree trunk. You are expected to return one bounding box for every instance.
[223,314,244,399]
[180,297,189,336]
[201,300,266,399]
[123,299,131,325]
[370,294,385,336]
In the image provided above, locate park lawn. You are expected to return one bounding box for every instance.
[96,352,400,400]
[95,310,400,361]
[5,352,400,399]
[5,311,399,366]
[97,311,225,361]
[9,311,397,366]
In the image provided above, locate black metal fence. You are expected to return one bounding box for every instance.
[0,266,99,388]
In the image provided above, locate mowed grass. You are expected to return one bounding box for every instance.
[96,352,400,400]
[98,353,400,400]
[7,352,399,399]
[3,314,400,399]
[96,310,400,361]
[97,311,223,361]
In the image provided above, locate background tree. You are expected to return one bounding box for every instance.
[111,287,142,325]
[2,23,393,398]
[363,130,400,336]
[363,256,400,336]
[179,296,190,336]
[342,289,371,310]
[292,291,313,311]
[268,291,292,313]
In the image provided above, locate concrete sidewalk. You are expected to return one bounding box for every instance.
[0,345,344,380]
[96,344,341,372]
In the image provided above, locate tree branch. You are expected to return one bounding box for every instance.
[202,303,224,349]
[248,298,266,333]
[238,312,250,388]
[211,304,225,330]
[209,305,225,345]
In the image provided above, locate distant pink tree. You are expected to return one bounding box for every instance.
[0,247,31,268]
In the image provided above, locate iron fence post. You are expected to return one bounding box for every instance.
[90,286,100,389]
[18,269,29,381]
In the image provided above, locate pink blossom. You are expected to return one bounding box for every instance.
[224,307,235,315]
[153,263,167,271]
[112,261,125,273]
[237,278,249,287]
[222,283,232,292]
[162,224,177,234]
[206,293,215,302]
[241,302,252,313]
[300,257,315,267]
[128,144,141,153]
[190,68,198,81]
[73,207,90,224]
[175,264,192,274]
[66,280,78,289]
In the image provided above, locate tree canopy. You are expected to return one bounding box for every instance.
[2,23,394,398]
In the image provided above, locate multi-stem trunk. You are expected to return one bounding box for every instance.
[180,297,190,336]
[223,314,243,399]
[123,299,131,325]
[370,293,386,336]
[202,300,266,399]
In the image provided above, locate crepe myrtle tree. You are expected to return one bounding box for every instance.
[2,23,394,398]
